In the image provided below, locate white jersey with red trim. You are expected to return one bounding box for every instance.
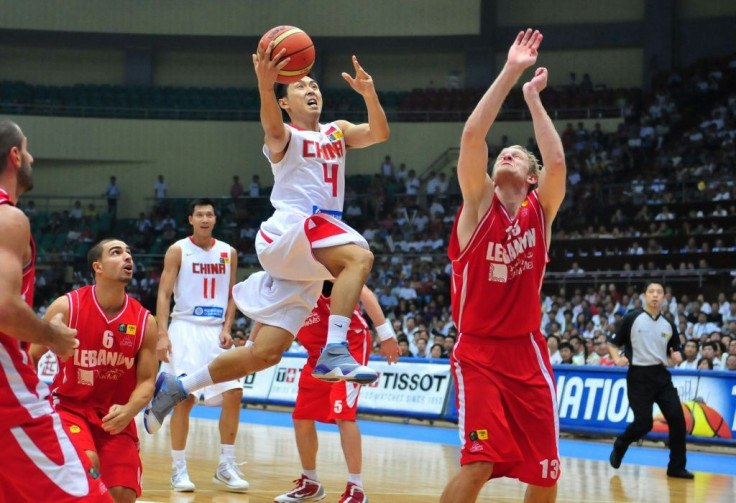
[261,122,347,237]
[171,237,232,325]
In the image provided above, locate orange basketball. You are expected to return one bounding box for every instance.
[259,25,315,84]
[652,400,732,439]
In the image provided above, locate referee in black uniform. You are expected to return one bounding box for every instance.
[608,281,694,479]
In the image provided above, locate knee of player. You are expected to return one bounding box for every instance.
[464,461,494,484]
[223,387,243,401]
[252,345,283,368]
[108,486,137,503]
[353,248,374,273]
[177,394,196,411]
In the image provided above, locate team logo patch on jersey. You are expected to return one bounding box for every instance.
[118,323,127,333]
[126,325,137,335]
[489,263,508,283]
[220,251,230,264]
[662,331,670,338]
[78,368,94,386]
[325,126,343,142]
[469,429,488,442]
[69,425,81,434]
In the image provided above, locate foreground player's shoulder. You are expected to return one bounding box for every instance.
[0,203,30,242]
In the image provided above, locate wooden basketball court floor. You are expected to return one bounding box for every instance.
[136,407,736,503]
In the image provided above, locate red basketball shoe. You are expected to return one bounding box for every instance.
[338,482,368,503]
[274,475,325,502]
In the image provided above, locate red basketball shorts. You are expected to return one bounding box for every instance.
[451,330,560,487]
[293,359,362,423]
[58,406,142,497]
[0,412,112,502]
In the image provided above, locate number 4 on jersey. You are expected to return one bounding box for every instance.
[322,163,338,197]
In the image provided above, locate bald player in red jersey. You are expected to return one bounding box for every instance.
[441,30,566,503]
[271,284,399,503]
[0,119,111,502]
[31,239,158,502]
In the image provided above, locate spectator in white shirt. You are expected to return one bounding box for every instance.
[405,170,421,195]
[677,340,700,369]
[154,174,168,199]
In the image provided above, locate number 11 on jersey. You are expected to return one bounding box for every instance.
[203,277,216,299]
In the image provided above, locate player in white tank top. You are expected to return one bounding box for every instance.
[155,198,249,492]
[170,236,231,325]
[242,51,390,385]
[144,47,391,439]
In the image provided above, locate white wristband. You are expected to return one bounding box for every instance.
[245,340,254,348]
[376,322,396,342]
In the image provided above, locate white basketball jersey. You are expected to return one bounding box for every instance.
[171,237,231,325]
[262,122,346,235]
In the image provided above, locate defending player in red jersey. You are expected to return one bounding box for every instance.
[0,119,111,502]
[441,30,566,503]
[31,239,158,503]
[273,283,399,503]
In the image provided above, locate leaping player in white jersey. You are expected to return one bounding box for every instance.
[144,39,390,434]
[154,198,249,492]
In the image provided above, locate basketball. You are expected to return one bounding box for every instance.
[259,25,315,84]
[652,400,732,439]
[686,400,732,439]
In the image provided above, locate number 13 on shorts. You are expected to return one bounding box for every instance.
[539,458,560,480]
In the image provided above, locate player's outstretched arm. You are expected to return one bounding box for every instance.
[155,244,181,363]
[253,40,292,157]
[523,67,566,232]
[458,29,542,214]
[0,207,77,357]
[103,314,159,435]
[337,56,390,150]
[359,285,399,364]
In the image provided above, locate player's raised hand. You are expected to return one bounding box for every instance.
[379,337,401,365]
[252,40,291,88]
[507,28,542,71]
[523,67,548,98]
[102,404,134,435]
[342,56,377,97]
[47,312,78,359]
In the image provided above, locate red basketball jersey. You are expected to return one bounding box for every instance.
[50,286,149,424]
[0,188,46,430]
[448,190,548,338]
[298,295,369,363]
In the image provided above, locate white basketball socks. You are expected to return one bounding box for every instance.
[179,366,214,393]
[326,315,351,346]
[219,444,235,464]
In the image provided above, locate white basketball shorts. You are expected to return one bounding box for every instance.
[233,213,369,336]
[161,319,242,405]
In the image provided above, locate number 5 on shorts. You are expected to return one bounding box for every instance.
[333,400,343,414]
